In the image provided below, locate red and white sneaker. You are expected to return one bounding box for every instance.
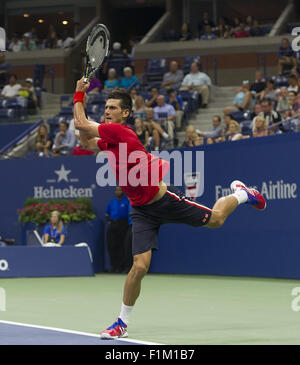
[230,180,266,210]
[100,317,128,339]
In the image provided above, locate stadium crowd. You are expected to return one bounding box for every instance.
[163,12,271,42]
[1,31,300,157]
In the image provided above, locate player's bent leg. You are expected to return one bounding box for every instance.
[206,180,266,229]
[206,195,238,228]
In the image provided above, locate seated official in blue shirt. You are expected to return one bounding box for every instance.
[105,186,132,273]
[43,210,66,245]
[52,121,76,157]
[119,67,140,91]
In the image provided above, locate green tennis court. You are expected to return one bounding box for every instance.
[1,274,300,345]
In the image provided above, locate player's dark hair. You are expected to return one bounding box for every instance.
[107,90,132,115]
[9,73,17,80]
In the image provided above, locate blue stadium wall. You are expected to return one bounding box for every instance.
[0,133,299,278]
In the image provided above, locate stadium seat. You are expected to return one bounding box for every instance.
[60,106,73,115]
[87,93,106,105]
[162,29,180,42]
[107,59,130,77]
[60,95,72,109]
[144,58,166,83]
[183,56,201,75]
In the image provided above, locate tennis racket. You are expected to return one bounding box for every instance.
[84,23,110,83]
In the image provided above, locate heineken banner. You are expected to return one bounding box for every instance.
[0,132,300,278]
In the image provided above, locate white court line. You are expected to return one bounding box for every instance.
[0,319,163,345]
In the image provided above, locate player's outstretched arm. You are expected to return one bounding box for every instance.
[73,77,101,137]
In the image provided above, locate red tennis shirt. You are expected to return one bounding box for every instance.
[97,122,170,206]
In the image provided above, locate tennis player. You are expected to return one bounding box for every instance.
[73,77,266,339]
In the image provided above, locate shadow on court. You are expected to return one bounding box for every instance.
[0,322,140,345]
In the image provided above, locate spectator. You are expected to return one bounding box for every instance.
[253,116,268,137]
[290,66,300,80]
[181,125,198,147]
[278,38,298,76]
[196,115,223,143]
[276,87,289,113]
[179,23,193,41]
[284,91,299,119]
[227,120,245,141]
[222,114,234,136]
[250,103,263,127]
[194,136,204,146]
[162,61,184,91]
[244,15,253,32]
[29,27,39,45]
[134,117,149,149]
[145,107,171,151]
[180,62,211,108]
[257,79,276,103]
[0,74,21,98]
[166,89,184,130]
[232,17,241,32]
[119,67,140,90]
[249,19,264,37]
[0,54,12,88]
[287,74,299,93]
[130,88,138,110]
[43,210,66,245]
[8,33,21,52]
[20,33,37,51]
[86,77,102,94]
[134,95,146,120]
[110,42,128,59]
[52,121,76,157]
[154,95,176,147]
[200,24,217,40]
[198,11,215,37]
[57,30,74,49]
[224,80,252,115]
[145,87,159,108]
[154,95,176,124]
[45,25,58,49]
[36,123,52,157]
[105,186,131,273]
[216,16,231,38]
[19,77,38,111]
[104,68,119,91]
[234,22,249,38]
[128,38,137,61]
[259,98,282,132]
[291,107,300,132]
[250,70,266,95]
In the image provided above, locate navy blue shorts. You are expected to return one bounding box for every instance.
[129,185,212,256]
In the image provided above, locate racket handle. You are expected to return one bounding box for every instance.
[83,77,89,84]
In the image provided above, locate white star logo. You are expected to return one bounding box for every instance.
[54,164,71,182]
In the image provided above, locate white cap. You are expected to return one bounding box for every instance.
[113,42,121,50]
[26,78,33,83]
[23,32,30,38]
